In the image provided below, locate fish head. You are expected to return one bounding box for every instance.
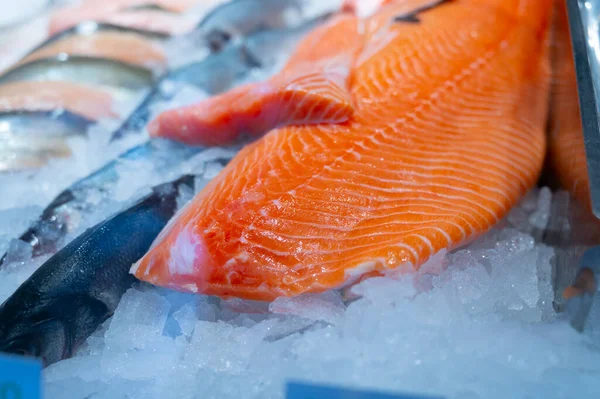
[0,313,69,367]
[0,295,112,367]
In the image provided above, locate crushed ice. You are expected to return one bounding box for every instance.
[37,188,600,399]
[0,0,599,398]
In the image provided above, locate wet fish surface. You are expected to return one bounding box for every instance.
[48,0,216,35]
[0,174,195,367]
[99,8,198,36]
[18,28,168,71]
[0,55,156,105]
[0,80,118,121]
[166,13,332,97]
[0,140,199,266]
[134,0,554,301]
[0,16,324,268]
[192,0,306,51]
[0,109,94,172]
[27,21,172,56]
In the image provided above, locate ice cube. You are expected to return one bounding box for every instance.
[536,244,557,321]
[447,263,492,306]
[104,288,171,350]
[173,302,199,337]
[222,297,270,314]
[269,291,345,323]
[529,186,552,230]
[100,335,182,381]
[113,159,155,202]
[349,275,417,306]
[44,354,102,383]
[2,238,32,264]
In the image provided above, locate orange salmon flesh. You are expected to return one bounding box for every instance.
[132,0,554,301]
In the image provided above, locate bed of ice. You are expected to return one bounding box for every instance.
[29,188,599,399]
[1,0,600,398]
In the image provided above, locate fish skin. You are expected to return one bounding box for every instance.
[49,0,217,35]
[27,21,172,57]
[0,175,194,367]
[0,110,94,172]
[194,0,307,52]
[0,55,156,107]
[0,140,200,267]
[132,0,554,301]
[99,9,197,36]
[0,17,326,268]
[18,30,167,72]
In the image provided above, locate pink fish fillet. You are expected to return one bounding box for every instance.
[0,81,118,121]
[49,0,218,35]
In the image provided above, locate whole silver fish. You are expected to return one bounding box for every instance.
[0,55,156,104]
[0,110,94,172]
[0,14,330,268]
[0,174,201,367]
[193,0,306,51]
[23,21,170,61]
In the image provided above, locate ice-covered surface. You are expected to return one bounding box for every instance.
[1,0,600,398]
[35,189,600,399]
[0,0,50,28]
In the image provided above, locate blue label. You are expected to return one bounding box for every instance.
[286,381,445,399]
[0,353,42,399]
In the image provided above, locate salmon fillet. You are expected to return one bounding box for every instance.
[148,12,362,145]
[100,9,197,36]
[49,0,217,35]
[132,0,553,301]
[19,31,167,71]
[0,81,117,120]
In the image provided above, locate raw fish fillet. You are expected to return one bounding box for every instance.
[49,0,222,35]
[0,81,117,120]
[100,9,197,36]
[132,0,553,301]
[19,31,167,71]
[148,12,362,145]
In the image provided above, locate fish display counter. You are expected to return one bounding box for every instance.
[0,0,599,398]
